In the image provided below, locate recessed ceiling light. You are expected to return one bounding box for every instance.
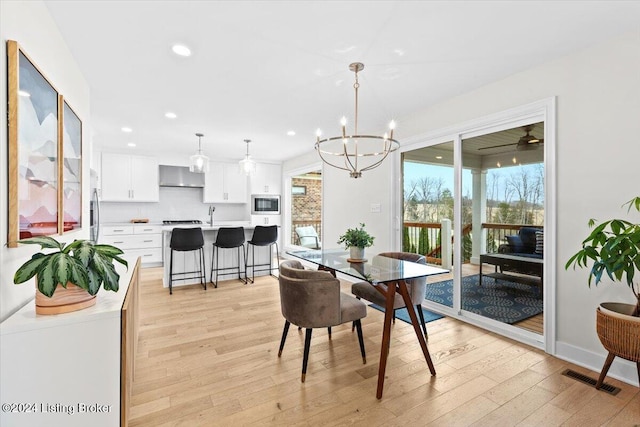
[165,112,177,119]
[172,44,191,57]
[19,90,31,97]
[121,127,133,133]
[435,156,443,160]
[287,130,296,136]
[127,143,136,147]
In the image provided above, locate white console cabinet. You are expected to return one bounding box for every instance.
[0,258,140,427]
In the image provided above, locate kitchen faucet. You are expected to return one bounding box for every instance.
[208,205,215,226]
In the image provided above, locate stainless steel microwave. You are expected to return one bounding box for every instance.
[251,194,280,215]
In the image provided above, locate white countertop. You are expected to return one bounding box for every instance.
[161,221,253,232]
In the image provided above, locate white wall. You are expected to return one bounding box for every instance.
[284,31,640,385]
[0,1,91,321]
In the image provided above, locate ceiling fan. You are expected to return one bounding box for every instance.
[478,124,544,151]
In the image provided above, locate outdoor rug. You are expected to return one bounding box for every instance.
[424,274,543,324]
[369,304,444,324]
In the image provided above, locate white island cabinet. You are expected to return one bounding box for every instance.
[0,257,140,427]
[162,223,280,288]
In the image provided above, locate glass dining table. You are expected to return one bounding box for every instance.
[287,249,449,399]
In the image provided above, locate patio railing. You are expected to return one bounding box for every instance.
[291,219,322,245]
[403,221,542,265]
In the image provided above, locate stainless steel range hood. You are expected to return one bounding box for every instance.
[159,165,205,188]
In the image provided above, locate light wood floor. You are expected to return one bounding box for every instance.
[129,267,639,426]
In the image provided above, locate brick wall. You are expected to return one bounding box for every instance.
[291,177,322,243]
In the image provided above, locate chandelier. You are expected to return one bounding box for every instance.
[189,133,209,173]
[239,139,256,176]
[315,62,399,178]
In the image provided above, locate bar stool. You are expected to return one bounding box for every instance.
[245,225,280,283]
[169,227,206,295]
[211,227,246,288]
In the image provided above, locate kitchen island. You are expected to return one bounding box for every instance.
[161,222,280,289]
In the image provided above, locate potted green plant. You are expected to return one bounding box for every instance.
[13,236,127,315]
[337,223,375,261]
[565,196,640,389]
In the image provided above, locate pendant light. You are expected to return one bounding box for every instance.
[239,139,256,176]
[315,62,400,178]
[189,133,209,173]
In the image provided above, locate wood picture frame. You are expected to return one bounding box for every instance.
[61,99,83,233]
[7,40,77,246]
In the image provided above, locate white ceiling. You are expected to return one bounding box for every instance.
[44,1,640,164]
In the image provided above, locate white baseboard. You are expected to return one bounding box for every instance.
[555,341,639,387]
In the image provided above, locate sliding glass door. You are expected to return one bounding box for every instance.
[400,111,550,345]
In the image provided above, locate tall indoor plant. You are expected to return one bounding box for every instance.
[14,236,127,314]
[566,196,640,389]
[338,223,375,261]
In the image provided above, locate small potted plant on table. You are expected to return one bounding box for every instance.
[338,223,375,262]
[566,197,640,389]
[13,236,127,315]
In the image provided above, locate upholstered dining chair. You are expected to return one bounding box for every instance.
[277,259,367,382]
[351,252,431,338]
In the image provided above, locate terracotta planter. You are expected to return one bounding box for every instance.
[35,281,96,315]
[595,302,640,389]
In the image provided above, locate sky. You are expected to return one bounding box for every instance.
[403,161,542,201]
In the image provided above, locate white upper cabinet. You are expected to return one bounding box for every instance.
[101,153,159,202]
[203,162,248,203]
[250,163,282,194]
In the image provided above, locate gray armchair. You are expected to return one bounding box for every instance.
[278,259,367,382]
[351,252,431,338]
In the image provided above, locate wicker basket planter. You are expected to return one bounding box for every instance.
[595,303,640,389]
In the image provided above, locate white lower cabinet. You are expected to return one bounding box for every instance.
[101,224,163,265]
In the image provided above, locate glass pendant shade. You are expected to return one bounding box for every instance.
[189,133,209,173]
[239,139,256,176]
[189,153,210,173]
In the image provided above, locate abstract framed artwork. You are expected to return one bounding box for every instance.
[61,100,82,233]
[7,40,82,246]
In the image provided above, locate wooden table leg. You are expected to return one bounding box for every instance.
[376,282,396,399]
[397,280,436,376]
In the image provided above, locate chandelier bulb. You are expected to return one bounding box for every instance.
[389,120,396,130]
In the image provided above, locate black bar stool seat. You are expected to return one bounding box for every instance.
[211,227,246,287]
[245,225,280,283]
[169,227,206,295]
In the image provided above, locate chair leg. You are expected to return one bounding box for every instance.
[393,309,396,324]
[214,247,219,288]
[301,328,313,383]
[201,248,207,290]
[354,319,366,364]
[328,326,332,339]
[210,245,215,286]
[241,244,247,284]
[169,249,173,295]
[417,304,428,339]
[596,352,616,389]
[272,241,280,277]
[352,296,361,332]
[278,320,290,357]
